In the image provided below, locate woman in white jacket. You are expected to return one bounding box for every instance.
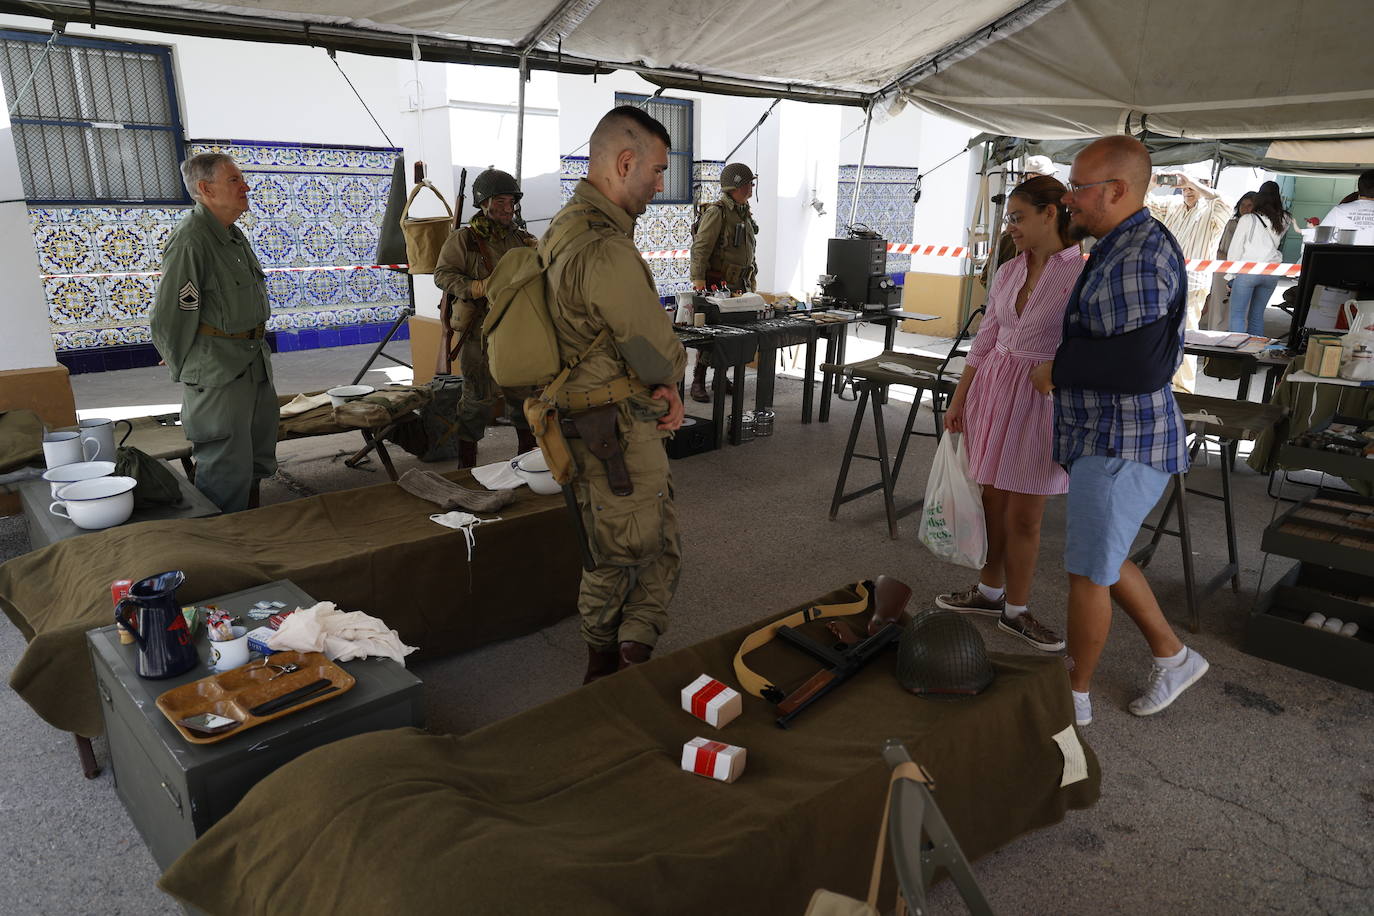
[1226,181,1291,335]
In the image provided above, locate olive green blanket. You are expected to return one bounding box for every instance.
[0,471,580,737]
[160,584,1099,915]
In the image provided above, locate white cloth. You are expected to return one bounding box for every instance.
[267,601,417,666]
[1319,198,1374,245]
[279,392,333,417]
[429,510,502,560]
[471,458,524,490]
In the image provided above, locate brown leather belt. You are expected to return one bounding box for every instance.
[198,322,267,340]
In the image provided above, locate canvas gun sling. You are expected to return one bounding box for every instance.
[733,581,873,701]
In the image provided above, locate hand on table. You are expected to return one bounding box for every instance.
[1030,360,1055,395]
[653,384,686,431]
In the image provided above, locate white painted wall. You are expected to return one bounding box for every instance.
[0,102,55,370]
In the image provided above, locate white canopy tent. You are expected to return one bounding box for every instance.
[4,0,1371,142]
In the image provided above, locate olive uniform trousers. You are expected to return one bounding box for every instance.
[569,401,681,649]
[180,354,278,512]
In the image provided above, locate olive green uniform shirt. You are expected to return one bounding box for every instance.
[547,179,687,408]
[690,193,758,290]
[150,202,273,387]
[433,219,536,308]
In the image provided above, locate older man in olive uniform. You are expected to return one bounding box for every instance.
[434,168,539,467]
[687,161,758,401]
[544,105,688,683]
[150,153,276,513]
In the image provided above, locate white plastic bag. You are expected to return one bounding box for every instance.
[918,433,987,569]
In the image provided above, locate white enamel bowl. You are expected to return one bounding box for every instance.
[50,475,137,529]
[326,384,374,407]
[511,450,560,495]
[42,460,116,498]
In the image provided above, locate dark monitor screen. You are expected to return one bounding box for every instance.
[1288,244,1374,352]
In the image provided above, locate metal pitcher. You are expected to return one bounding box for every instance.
[115,570,198,679]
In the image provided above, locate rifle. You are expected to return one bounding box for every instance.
[435,166,468,376]
[770,575,912,729]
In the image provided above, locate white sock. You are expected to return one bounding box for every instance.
[978,582,1005,602]
[1003,602,1027,620]
[1155,646,1188,668]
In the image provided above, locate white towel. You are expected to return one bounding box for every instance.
[472,458,524,490]
[267,601,417,666]
[279,392,333,417]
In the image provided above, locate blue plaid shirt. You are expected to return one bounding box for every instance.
[1053,208,1189,474]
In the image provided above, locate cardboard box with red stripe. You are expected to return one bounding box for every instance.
[680,674,742,728]
[681,737,747,783]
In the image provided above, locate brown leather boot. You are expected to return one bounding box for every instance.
[689,360,710,403]
[583,645,619,684]
[617,640,653,670]
[456,439,478,469]
[515,428,537,454]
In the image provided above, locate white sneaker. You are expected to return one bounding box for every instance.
[1073,692,1092,727]
[1128,648,1209,717]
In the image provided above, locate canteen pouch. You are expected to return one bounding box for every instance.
[523,397,575,486]
[113,445,186,509]
[400,180,454,275]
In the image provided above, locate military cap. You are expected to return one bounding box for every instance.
[720,162,756,191]
[473,168,522,206]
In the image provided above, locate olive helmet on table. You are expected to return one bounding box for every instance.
[895,610,995,698]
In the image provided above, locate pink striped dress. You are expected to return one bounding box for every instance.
[963,247,1085,496]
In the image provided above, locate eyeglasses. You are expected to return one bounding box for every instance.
[1066,178,1121,193]
[1003,212,1027,226]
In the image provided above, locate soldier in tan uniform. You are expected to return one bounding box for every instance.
[434,169,539,466]
[543,105,688,683]
[687,161,759,402]
[150,153,276,513]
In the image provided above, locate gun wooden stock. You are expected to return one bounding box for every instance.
[776,670,836,715]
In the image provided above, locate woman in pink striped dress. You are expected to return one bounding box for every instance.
[935,175,1085,652]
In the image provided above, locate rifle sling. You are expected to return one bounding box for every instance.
[733,580,873,701]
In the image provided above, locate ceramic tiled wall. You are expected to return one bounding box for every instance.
[836,164,919,275]
[34,139,407,370]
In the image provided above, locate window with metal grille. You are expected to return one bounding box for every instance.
[0,30,187,204]
[614,92,694,204]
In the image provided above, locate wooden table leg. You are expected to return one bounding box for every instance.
[76,734,100,779]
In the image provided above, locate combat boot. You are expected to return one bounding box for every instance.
[457,439,478,469]
[618,640,653,670]
[690,361,710,403]
[715,372,734,396]
[516,428,537,454]
[583,645,619,684]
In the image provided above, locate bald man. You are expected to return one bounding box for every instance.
[1030,135,1208,729]
[542,105,688,684]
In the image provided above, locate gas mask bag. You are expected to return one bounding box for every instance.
[896,610,995,698]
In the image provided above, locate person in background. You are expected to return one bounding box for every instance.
[1202,192,1256,330]
[1226,180,1292,336]
[937,175,1083,652]
[1030,135,1208,729]
[1146,170,1230,389]
[433,168,539,468]
[1317,169,1374,244]
[688,162,758,402]
[150,153,276,513]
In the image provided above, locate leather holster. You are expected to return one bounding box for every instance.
[560,404,632,497]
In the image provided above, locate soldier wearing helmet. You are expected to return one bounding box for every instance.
[434,168,539,466]
[687,162,759,402]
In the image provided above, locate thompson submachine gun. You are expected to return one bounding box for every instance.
[770,575,912,728]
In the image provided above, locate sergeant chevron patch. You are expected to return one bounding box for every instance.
[178,281,200,310]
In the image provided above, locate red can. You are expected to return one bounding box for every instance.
[112,579,134,644]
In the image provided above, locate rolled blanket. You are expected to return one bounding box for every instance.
[397,468,516,513]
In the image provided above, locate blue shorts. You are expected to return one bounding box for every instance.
[1064,456,1170,587]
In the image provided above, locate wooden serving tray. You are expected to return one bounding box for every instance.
[156,651,356,745]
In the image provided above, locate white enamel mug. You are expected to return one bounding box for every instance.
[42,430,94,468]
[78,418,119,462]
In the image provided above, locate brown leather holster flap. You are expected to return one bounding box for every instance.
[561,404,632,497]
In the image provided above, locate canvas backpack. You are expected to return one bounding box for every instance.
[481,208,602,389]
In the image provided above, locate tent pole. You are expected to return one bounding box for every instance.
[847,102,874,227]
[515,54,529,184]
